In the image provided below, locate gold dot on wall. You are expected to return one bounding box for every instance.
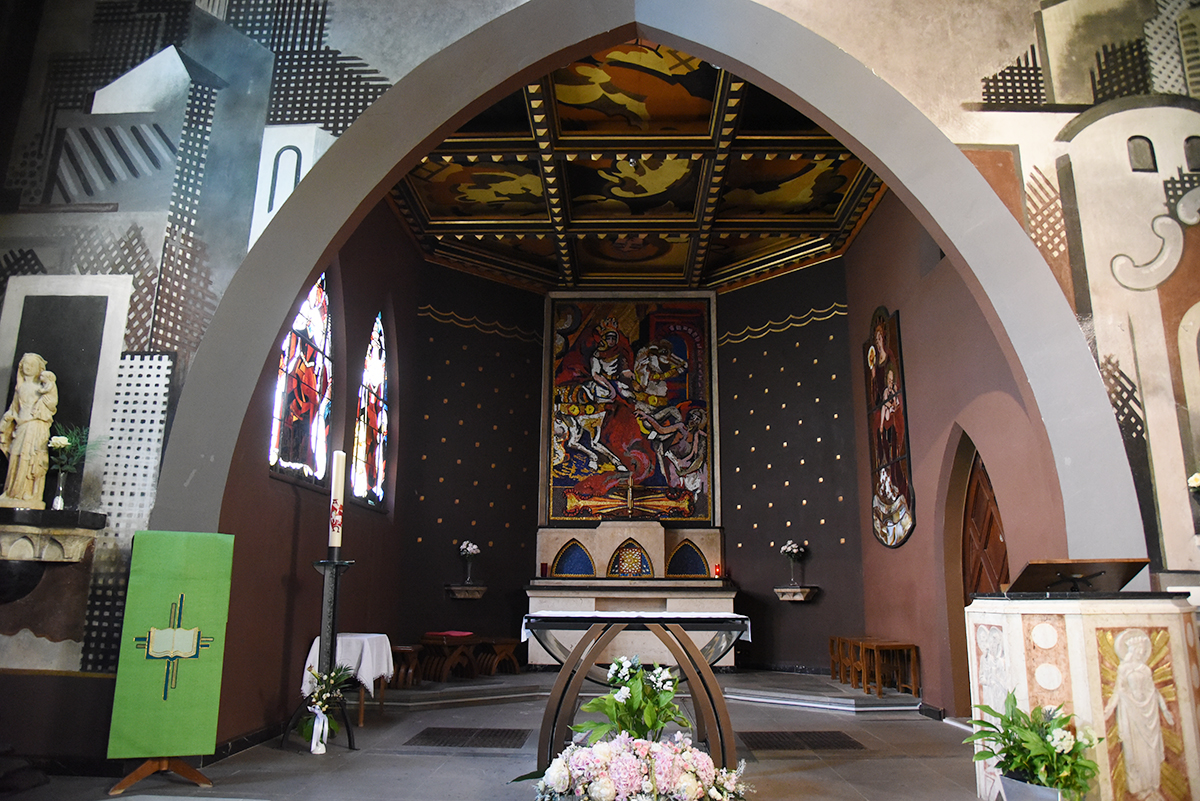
[819,477,824,483]
[767,463,772,469]
[836,455,841,460]
[813,358,818,364]
[488,541,494,547]
[820,518,826,524]
[748,373,753,379]
[491,463,496,468]
[454,498,460,505]
[473,480,479,486]
[478,366,483,372]
[735,429,739,435]
[443,398,448,403]
[781,402,787,409]
[802,499,807,505]
[751,484,757,489]
[798,419,803,425]
[445,359,451,365]
[439,518,444,524]
[441,437,446,443]
[421,454,427,460]
[737,542,743,547]
[494,388,500,393]
[424,414,429,420]
[735,467,740,472]
[770,540,775,547]
[765,424,771,431]
[736,504,741,510]
[475,442,480,448]
[429,337,435,343]
[833,413,839,419]
[838,495,844,501]
[780,366,785,372]
[458,420,464,426]
[768,502,773,508]
[460,381,466,388]
[750,409,755,415]
[471,520,476,526]
[763,350,768,356]
[462,344,468,350]
[507,484,512,489]
[732,357,738,363]
[493,425,498,430]
[439,476,445,482]
[733,394,739,400]
[489,501,494,507]
[419,495,425,501]
[784,480,790,487]
[816,437,822,442]
[831,374,837,380]
[800,458,805,465]
[750,446,756,452]
[427,376,432,381]
[815,397,820,403]
[783,441,788,448]
[786,521,792,527]
[753,523,758,529]
[456,458,462,464]
[417,536,423,542]
[764,388,769,394]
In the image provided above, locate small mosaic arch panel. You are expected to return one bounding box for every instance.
[551,539,596,577]
[607,538,654,578]
[665,539,709,578]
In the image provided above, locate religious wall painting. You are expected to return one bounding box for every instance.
[1097,626,1191,801]
[548,295,714,523]
[863,307,914,547]
[269,273,332,482]
[351,312,388,507]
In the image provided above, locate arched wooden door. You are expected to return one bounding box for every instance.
[962,453,1008,604]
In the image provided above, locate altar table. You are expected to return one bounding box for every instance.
[302,633,393,726]
[522,611,750,771]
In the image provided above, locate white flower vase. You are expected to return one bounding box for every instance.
[788,560,798,587]
[999,776,1063,801]
[464,558,474,585]
[51,472,66,511]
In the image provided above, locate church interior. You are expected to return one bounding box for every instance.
[1,1,1199,798]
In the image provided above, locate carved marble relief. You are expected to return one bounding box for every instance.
[1098,627,1191,800]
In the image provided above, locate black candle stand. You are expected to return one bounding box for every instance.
[280,547,356,751]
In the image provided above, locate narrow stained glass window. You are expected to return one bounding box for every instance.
[352,313,389,506]
[269,273,332,481]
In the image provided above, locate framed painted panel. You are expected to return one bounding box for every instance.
[864,306,915,547]
[546,294,715,524]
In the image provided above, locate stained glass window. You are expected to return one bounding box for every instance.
[269,273,332,481]
[351,313,388,506]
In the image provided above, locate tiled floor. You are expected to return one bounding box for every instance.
[5,672,981,801]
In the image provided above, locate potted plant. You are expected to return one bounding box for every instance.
[964,690,1100,801]
[298,664,356,754]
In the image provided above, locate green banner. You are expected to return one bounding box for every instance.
[107,531,234,759]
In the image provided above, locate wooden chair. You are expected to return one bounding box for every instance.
[390,644,423,688]
[419,631,480,682]
[476,637,521,675]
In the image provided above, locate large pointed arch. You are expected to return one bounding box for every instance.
[152,0,1142,561]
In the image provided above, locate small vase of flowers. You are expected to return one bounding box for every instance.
[779,539,807,587]
[963,690,1100,801]
[46,424,100,510]
[459,539,481,584]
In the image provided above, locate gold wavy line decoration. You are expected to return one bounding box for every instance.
[418,305,542,343]
[717,303,848,346]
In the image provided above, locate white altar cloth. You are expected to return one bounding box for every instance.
[520,610,751,642]
[301,632,393,696]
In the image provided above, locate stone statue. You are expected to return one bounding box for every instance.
[0,353,58,509]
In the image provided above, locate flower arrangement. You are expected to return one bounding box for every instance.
[571,655,691,745]
[779,540,807,562]
[47,424,99,474]
[1189,472,1200,492]
[534,732,752,801]
[963,690,1100,801]
[459,539,481,559]
[298,663,356,753]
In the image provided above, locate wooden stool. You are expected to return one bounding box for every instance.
[476,637,521,675]
[390,644,423,688]
[848,636,884,690]
[419,631,480,682]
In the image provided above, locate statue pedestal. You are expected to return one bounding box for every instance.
[0,509,106,563]
[965,593,1200,801]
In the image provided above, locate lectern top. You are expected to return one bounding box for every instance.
[1004,559,1149,594]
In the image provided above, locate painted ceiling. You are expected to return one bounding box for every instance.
[388,40,887,293]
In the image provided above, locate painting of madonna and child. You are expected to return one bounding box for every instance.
[548,297,715,523]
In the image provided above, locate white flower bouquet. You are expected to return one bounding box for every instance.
[459,539,481,558]
[535,732,752,801]
[779,540,807,562]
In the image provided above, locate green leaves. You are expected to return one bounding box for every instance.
[962,691,1101,801]
[569,658,692,744]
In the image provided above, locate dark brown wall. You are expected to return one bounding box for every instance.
[844,192,1067,716]
[716,261,865,670]
[216,203,542,743]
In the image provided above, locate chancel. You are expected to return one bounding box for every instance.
[3,3,1200,801]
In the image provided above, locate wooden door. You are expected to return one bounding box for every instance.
[962,452,1008,604]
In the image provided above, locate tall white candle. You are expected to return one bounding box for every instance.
[329,450,346,548]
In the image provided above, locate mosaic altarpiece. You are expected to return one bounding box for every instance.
[545,295,716,525]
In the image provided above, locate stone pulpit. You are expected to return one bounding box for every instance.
[965,591,1200,801]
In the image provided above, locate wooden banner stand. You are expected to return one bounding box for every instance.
[109,757,212,796]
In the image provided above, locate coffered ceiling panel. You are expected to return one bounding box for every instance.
[388,39,886,293]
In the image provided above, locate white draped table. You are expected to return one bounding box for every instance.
[301,632,393,729]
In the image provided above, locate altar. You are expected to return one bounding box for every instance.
[527,521,735,667]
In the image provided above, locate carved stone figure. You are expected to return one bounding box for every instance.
[1104,628,1173,799]
[0,353,58,509]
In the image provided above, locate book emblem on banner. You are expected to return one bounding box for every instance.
[134,593,215,700]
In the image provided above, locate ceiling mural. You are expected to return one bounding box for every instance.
[388,40,887,293]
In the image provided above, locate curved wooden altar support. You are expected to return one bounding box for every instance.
[537,622,627,768]
[530,613,746,771]
[108,757,211,796]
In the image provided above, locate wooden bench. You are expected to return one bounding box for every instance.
[475,637,521,675]
[831,635,920,698]
[419,631,480,682]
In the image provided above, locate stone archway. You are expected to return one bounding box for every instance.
[150,0,1142,563]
